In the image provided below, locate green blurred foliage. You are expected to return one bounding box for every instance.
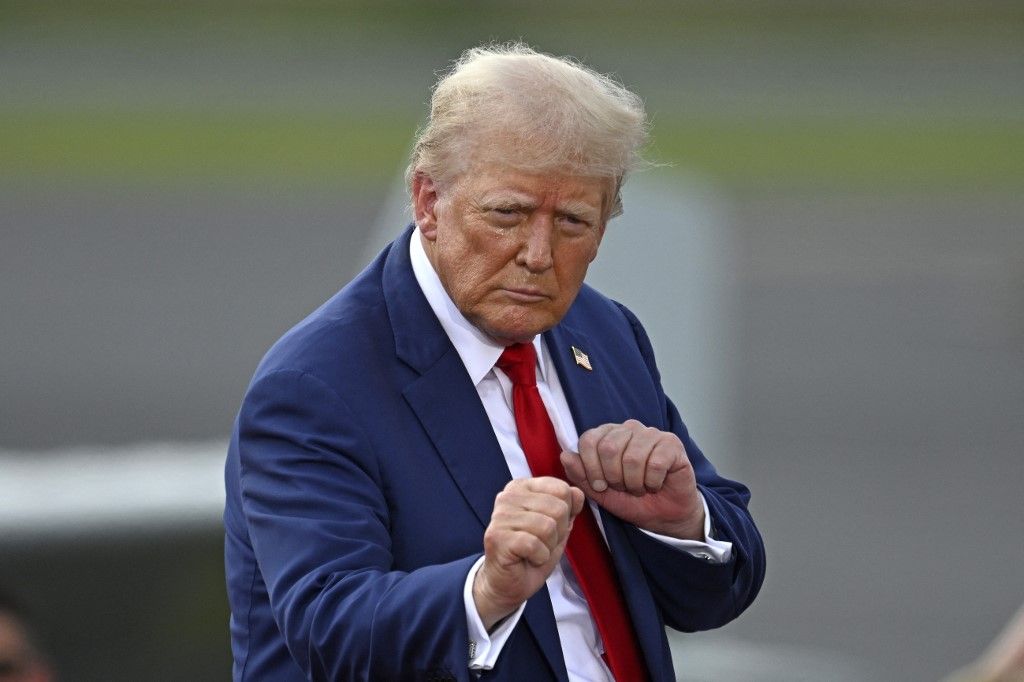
[2,1,1021,191]
[2,111,1021,191]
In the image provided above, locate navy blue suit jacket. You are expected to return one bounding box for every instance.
[224,225,765,681]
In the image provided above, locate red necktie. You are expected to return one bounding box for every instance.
[497,342,648,682]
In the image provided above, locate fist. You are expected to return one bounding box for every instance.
[560,420,705,540]
[473,477,585,630]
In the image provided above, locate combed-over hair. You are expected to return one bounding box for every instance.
[408,43,649,217]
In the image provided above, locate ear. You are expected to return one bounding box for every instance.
[411,172,440,240]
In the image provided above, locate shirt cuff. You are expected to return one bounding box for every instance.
[463,555,527,670]
[639,493,733,563]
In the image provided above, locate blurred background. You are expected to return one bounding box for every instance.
[1,1,1021,680]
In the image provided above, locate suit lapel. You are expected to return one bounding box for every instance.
[599,510,670,680]
[402,350,512,529]
[382,226,570,680]
[544,323,619,433]
[384,225,511,529]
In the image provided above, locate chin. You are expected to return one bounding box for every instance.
[484,320,554,345]
[470,304,562,345]
[481,328,531,346]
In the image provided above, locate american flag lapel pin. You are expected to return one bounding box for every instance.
[571,345,593,371]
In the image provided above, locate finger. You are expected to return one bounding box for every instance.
[520,495,574,539]
[559,450,588,488]
[595,425,634,490]
[494,507,561,549]
[621,426,662,495]
[520,475,574,502]
[498,483,572,515]
[568,486,585,517]
[535,477,582,521]
[576,423,617,492]
[504,529,552,567]
[644,438,682,491]
[500,478,575,520]
[560,470,606,505]
[552,488,585,549]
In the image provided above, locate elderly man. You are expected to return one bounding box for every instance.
[224,44,765,681]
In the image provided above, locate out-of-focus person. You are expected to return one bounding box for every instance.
[946,603,1024,682]
[0,590,54,682]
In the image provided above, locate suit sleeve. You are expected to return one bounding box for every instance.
[613,302,767,633]
[236,368,474,681]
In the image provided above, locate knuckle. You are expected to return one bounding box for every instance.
[494,490,515,508]
[538,476,568,495]
[519,535,546,560]
[596,438,620,460]
[646,457,669,473]
[508,531,529,550]
[538,496,563,519]
[483,525,503,548]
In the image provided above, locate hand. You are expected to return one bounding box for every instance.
[474,477,585,630]
[560,420,705,540]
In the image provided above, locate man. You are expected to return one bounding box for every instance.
[224,44,765,681]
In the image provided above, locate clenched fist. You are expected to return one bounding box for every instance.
[560,420,705,540]
[473,477,585,630]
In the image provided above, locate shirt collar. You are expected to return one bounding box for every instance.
[408,227,548,385]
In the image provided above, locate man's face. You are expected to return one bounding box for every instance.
[414,164,609,345]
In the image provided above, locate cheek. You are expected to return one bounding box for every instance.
[557,251,596,287]
[442,256,491,306]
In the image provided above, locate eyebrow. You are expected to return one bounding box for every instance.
[557,200,600,219]
[478,192,537,209]
[479,193,599,219]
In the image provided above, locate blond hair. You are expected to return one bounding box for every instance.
[408,43,649,217]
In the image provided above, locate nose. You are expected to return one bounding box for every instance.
[516,218,555,273]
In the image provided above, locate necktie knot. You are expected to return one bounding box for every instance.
[496,343,537,387]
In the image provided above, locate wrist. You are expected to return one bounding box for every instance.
[651,501,706,541]
[472,565,521,631]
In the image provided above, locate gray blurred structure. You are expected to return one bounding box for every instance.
[0,441,225,540]
[589,172,741,478]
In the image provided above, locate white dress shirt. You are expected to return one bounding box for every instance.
[408,229,732,680]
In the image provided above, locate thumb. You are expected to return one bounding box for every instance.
[559,454,607,503]
[560,451,589,488]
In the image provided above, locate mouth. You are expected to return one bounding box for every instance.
[501,287,550,303]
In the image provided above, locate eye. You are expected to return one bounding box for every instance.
[557,213,590,233]
[486,206,521,226]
